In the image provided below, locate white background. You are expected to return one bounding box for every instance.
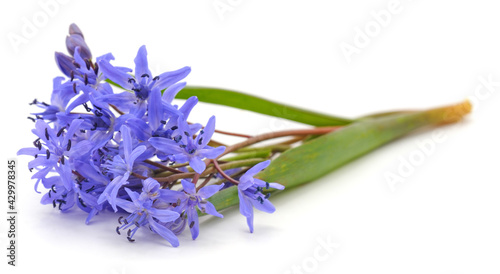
[1,1,499,273]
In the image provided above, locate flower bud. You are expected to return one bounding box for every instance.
[54,52,76,77]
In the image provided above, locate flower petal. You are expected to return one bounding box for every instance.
[148,216,179,247]
[202,201,223,218]
[189,157,206,174]
[134,45,151,79]
[187,206,199,240]
[198,184,223,199]
[180,179,196,195]
[148,207,180,223]
[155,66,191,91]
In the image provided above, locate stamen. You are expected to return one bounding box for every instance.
[57,127,66,137]
[29,99,38,105]
[60,156,65,165]
[198,138,203,145]
[93,62,99,75]
[189,221,195,228]
[153,76,160,81]
[48,190,52,198]
[265,193,271,199]
[118,216,124,225]
[127,229,132,237]
[127,236,135,242]
[72,61,81,69]
[184,131,190,137]
[84,74,88,85]
[51,185,57,193]
[79,197,87,207]
[160,120,166,124]
[128,78,135,84]
[141,73,149,78]
[171,126,178,130]
[188,149,196,154]
[52,200,56,208]
[179,144,186,148]
[66,140,72,151]
[27,117,36,122]
[45,128,50,140]
[174,135,182,143]
[266,182,270,189]
[73,82,77,93]
[46,149,50,159]
[116,226,121,235]
[70,71,74,81]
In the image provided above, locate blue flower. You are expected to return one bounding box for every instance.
[161,179,224,240]
[98,45,190,116]
[237,160,285,233]
[97,125,147,211]
[149,115,226,174]
[115,187,180,247]
[17,119,93,187]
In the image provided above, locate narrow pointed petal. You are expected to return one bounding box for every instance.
[198,184,223,199]
[180,179,196,195]
[187,206,200,240]
[198,146,225,159]
[148,208,180,223]
[155,66,191,91]
[134,45,151,79]
[202,201,223,218]
[162,82,187,104]
[189,157,206,174]
[148,217,179,247]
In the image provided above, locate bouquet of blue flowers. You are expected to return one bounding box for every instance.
[18,24,471,247]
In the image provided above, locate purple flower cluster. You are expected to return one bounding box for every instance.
[19,24,284,247]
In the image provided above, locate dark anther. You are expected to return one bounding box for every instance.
[91,122,97,131]
[198,138,203,145]
[83,103,91,112]
[46,149,51,159]
[45,128,50,140]
[257,197,264,204]
[177,198,181,206]
[131,87,140,92]
[66,139,72,151]
[184,131,190,137]
[79,197,87,207]
[128,78,135,84]
[34,154,38,158]
[160,120,166,124]
[141,73,149,78]
[200,130,204,135]
[60,156,65,165]
[33,138,40,147]
[71,83,77,94]
[41,101,50,107]
[29,99,38,105]
[116,226,121,235]
[48,190,52,198]
[179,144,186,148]
[118,216,124,225]
[57,199,67,210]
[153,76,160,81]
[84,59,91,70]
[70,71,74,82]
[27,117,36,122]
[189,221,195,228]
[171,126,178,130]
[93,62,99,75]
[52,200,56,208]
[127,229,132,237]
[29,168,33,172]
[84,74,89,85]
[174,135,182,143]
[94,109,103,117]
[127,236,135,242]
[134,221,140,227]
[51,184,57,193]
[123,219,129,225]
[80,129,86,133]
[188,149,196,154]
[57,127,66,137]
[265,193,271,199]
[72,60,81,69]
[85,185,96,193]
[62,193,67,199]
[36,115,43,119]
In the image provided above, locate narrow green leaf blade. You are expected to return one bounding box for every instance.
[207,101,471,212]
[177,86,353,126]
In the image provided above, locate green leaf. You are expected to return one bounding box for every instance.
[207,100,471,212]
[176,86,353,126]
